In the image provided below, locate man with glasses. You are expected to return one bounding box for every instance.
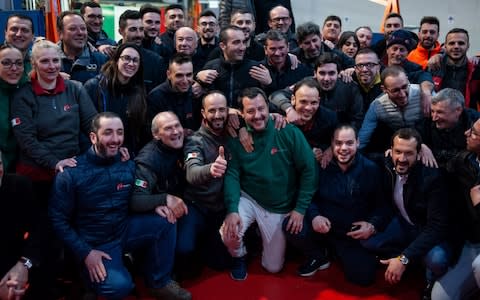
[255,5,297,51]
[118,10,166,93]
[196,10,219,64]
[354,48,383,111]
[80,1,116,57]
[358,66,436,166]
[57,11,108,84]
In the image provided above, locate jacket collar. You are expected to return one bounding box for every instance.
[30,71,66,96]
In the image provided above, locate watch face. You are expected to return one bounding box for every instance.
[399,255,409,265]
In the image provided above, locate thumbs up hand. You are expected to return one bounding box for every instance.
[210,146,227,178]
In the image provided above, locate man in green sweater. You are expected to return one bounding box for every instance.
[220,87,317,280]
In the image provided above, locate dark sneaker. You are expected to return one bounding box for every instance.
[150,280,192,300]
[297,257,330,277]
[422,281,434,300]
[230,256,248,281]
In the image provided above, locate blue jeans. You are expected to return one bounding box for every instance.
[362,216,451,281]
[176,204,230,270]
[84,214,176,300]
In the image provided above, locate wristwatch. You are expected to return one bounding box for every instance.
[19,256,33,269]
[397,254,409,265]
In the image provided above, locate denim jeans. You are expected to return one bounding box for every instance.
[84,213,176,300]
[362,216,451,282]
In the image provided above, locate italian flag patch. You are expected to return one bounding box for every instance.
[11,118,21,126]
[135,179,148,188]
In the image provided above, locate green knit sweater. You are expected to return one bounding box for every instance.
[224,118,317,215]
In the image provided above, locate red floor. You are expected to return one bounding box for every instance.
[128,258,424,300]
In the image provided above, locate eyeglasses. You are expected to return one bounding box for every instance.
[86,14,104,20]
[467,124,480,137]
[355,62,379,70]
[0,59,24,69]
[270,16,290,24]
[119,55,140,64]
[385,83,410,95]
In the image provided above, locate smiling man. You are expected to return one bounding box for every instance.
[220,87,316,281]
[407,16,442,69]
[80,2,116,56]
[50,112,191,300]
[4,14,34,77]
[57,11,108,83]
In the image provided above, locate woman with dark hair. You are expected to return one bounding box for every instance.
[84,43,148,155]
[0,45,26,172]
[336,31,360,58]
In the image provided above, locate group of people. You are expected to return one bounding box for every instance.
[1,1,480,300]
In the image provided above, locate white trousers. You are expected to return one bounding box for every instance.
[220,191,287,273]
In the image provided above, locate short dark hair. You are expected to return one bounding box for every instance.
[169,52,192,67]
[385,13,404,26]
[293,77,322,97]
[237,87,268,111]
[80,1,100,15]
[6,13,34,34]
[323,15,342,28]
[264,29,287,44]
[446,28,469,42]
[381,65,406,84]
[91,112,122,134]
[296,22,320,43]
[165,4,184,14]
[336,31,360,51]
[315,53,341,72]
[420,16,440,32]
[230,9,255,22]
[333,124,358,140]
[199,10,217,19]
[139,4,160,18]
[219,25,243,44]
[57,11,84,32]
[119,10,141,30]
[391,128,422,152]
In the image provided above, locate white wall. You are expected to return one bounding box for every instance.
[291,0,480,56]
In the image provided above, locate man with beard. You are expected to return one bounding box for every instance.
[354,48,383,111]
[57,11,107,83]
[432,118,480,299]
[384,29,434,115]
[176,91,231,278]
[147,54,198,134]
[270,53,363,129]
[285,124,388,286]
[196,10,219,63]
[220,87,316,280]
[139,5,162,52]
[208,9,265,61]
[261,29,311,95]
[420,88,480,168]
[80,2,116,57]
[49,112,191,300]
[118,10,166,93]
[270,78,338,166]
[429,28,480,110]
[159,4,186,60]
[358,66,436,166]
[362,128,450,299]
[292,22,354,73]
[407,17,442,70]
[255,5,298,51]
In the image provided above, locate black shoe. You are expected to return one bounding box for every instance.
[422,281,433,300]
[230,256,248,280]
[297,257,330,277]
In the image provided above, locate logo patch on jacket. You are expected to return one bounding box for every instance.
[186,152,199,161]
[135,179,148,189]
[271,147,278,155]
[64,104,72,112]
[11,118,21,127]
[116,183,131,190]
